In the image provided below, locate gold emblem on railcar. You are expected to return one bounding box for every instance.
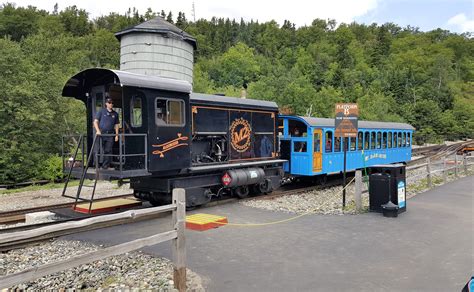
[230,118,252,152]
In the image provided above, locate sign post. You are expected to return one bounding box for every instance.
[335,103,359,208]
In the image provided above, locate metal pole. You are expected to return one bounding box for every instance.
[343,137,347,208]
[119,133,123,173]
[443,157,447,183]
[426,157,432,188]
[355,170,362,212]
[454,154,458,178]
[463,153,468,174]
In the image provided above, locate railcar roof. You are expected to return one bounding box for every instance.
[190,93,279,111]
[62,68,192,101]
[283,116,415,130]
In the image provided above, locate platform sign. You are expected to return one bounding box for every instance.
[335,103,358,138]
[335,103,358,208]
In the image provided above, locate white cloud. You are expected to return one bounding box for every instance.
[10,0,379,27]
[447,13,474,32]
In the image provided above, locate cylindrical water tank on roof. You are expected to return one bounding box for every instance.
[115,17,197,85]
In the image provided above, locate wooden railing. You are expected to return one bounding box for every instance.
[352,154,473,212]
[0,189,187,292]
[405,154,473,188]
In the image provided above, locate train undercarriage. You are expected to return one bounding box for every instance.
[132,164,284,207]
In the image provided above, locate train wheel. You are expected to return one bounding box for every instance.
[149,193,172,206]
[250,184,262,196]
[258,178,272,194]
[317,175,327,186]
[234,186,250,199]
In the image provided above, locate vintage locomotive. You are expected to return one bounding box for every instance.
[62,68,285,207]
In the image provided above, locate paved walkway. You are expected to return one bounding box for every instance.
[65,176,473,291]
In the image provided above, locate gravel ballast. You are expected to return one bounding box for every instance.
[241,183,369,215]
[0,239,204,291]
[241,157,473,215]
[0,181,131,212]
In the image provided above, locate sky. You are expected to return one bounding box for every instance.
[8,0,474,33]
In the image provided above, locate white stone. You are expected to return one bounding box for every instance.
[25,211,56,224]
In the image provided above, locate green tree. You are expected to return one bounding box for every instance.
[0,3,43,41]
[209,42,260,87]
[59,5,92,36]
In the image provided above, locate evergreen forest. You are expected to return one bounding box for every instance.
[0,4,473,183]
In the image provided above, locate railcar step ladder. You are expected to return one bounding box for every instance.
[61,135,101,214]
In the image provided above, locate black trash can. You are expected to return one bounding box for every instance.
[368,164,406,215]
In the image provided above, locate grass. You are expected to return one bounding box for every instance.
[342,199,369,214]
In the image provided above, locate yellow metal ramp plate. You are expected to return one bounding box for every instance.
[74,198,141,214]
[186,213,228,231]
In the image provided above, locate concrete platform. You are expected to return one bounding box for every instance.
[64,175,474,291]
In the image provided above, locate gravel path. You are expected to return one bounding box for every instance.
[0,181,131,212]
[0,239,204,291]
[241,157,473,215]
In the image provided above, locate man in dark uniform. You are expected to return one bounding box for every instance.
[93,98,119,169]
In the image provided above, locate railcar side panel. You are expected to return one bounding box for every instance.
[279,116,414,177]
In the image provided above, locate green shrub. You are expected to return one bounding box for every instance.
[40,155,64,181]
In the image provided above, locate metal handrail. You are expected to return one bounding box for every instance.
[61,135,83,198]
[62,133,149,173]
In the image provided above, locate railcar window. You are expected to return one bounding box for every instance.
[402,132,406,147]
[357,132,363,150]
[294,141,307,152]
[95,93,103,113]
[364,132,369,150]
[131,96,142,127]
[155,98,185,126]
[394,132,398,148]
[382,132,387,148]
[398,132,402,147]
[325,131,333,153]
[350,137,356,151]
[376,132,381,149]
[407,132,411,146]
[334,137,341,152]
[388,132,392,148]
[370,132,376,149]
[314,132,321,152]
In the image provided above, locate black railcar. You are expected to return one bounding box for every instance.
[62,68,284,207]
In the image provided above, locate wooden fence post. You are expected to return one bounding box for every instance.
[463,153,468,174]
[426,157,432,188]
[355,170,362,212]
[454,154,459,178]
[443,157,447,183]
[172,188,186,292]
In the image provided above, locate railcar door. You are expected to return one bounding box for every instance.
[313,129,322,172]
[90,85,106,137]
[148,94,191,173]
[121,87,147,171]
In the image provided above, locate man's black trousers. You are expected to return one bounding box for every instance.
[101,136,114,168]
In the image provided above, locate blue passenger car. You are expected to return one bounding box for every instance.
[279,116,415,177]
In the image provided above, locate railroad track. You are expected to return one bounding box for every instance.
[408,140,473,166]
[3,140,471,250]
[0,194,134,226]
[0,176,350,251]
